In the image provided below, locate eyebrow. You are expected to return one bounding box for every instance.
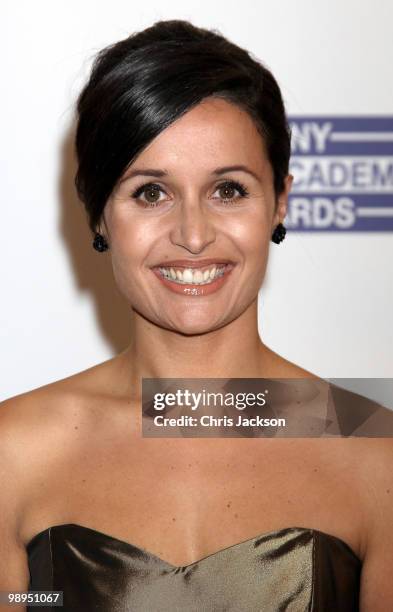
[119,164,261,183]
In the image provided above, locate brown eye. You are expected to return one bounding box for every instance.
[144,185,161,203]
[131,182,166,207]
[219,184,236,200]
[213,180,250,205]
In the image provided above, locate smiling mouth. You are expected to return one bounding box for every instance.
[151,262,236,296]
[156,263,230,285]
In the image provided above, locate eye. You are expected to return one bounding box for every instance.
[212,180,250,205]
[131,182,168,207]
[130,179,250,208]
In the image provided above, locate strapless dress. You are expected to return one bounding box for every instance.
[26,523,361,611]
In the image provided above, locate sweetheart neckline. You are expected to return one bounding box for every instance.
[26,522,362,568]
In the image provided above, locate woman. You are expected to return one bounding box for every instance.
[1,18,392,612]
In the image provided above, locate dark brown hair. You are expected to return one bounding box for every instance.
[74,19,291,233]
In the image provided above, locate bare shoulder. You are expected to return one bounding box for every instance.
[348,435,393,492]
[0,357,122,593]
[314,384,393,609]
[262,345,320,379]
[326,381,393,437]
[0,351,123,419]
[0,376,86,508]
[0,386,70,591]
[0,368,93,445]
[352,436,393,610]
[0,355,121,514]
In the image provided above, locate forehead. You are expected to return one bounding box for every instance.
[134,97,269,173]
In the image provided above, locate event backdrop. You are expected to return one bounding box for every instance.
[1,0,392,403]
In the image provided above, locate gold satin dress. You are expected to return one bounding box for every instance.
[27,523,361,611]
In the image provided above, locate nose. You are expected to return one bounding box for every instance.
[169,196,216,254]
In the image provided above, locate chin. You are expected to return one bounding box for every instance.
[173,324,221,337]
[162,314,230,337]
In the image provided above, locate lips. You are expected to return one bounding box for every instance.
[151,260,236,296]
[152,258,235,269]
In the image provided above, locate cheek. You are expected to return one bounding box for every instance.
[108,226,150,293]
[231,213,271,259]
[110,214,153,262]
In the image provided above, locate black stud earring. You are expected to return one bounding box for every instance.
[92,232,109,252]
[271,222,286,244]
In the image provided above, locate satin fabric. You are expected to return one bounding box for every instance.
[26,523,361,611]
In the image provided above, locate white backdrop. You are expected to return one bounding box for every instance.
[1,0,392,402]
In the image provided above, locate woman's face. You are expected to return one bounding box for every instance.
[102,97,292,335]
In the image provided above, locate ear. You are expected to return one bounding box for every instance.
[273,174,293,226]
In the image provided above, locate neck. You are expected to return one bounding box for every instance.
[118,300,277,400]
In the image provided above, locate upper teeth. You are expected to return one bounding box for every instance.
[158,265,227,284]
